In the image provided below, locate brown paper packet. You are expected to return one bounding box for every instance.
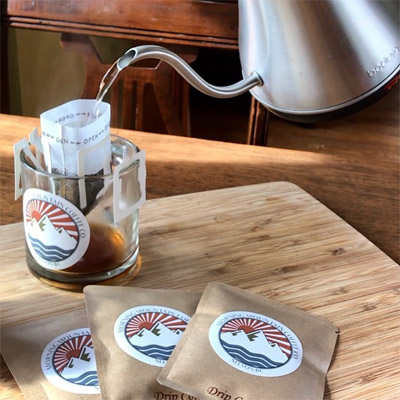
[1,308,101,400]
[84,285,201,399]
[158,282,339,400]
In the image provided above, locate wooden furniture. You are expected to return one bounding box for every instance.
[1,0,270,140]
[3,0,239,48]
[1,179,400,399]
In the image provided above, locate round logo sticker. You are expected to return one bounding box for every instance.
[23,188,90,270]
[114,305,190,367]
[41,328,100,394]
[209,311,303,377]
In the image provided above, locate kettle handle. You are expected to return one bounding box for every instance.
[117,45,262,98]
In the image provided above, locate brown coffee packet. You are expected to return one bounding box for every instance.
[84,285,201,399]
[1,308,101,399]
[159,282,338,400]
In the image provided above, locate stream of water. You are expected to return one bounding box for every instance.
[91,49,137,122]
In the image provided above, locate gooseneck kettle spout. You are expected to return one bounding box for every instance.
[115,45,263,98]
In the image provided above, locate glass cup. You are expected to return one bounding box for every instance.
[19,135,145,290]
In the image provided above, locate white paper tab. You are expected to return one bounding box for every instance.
[14,132,44,200]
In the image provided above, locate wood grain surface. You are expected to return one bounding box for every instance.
[1,182,400,399]
[1,114,398,262]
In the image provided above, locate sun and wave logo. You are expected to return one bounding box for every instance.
[220,318,291,369]
[209,312,303,377]
[114,306,190,367]
[26,199,78,262]
[41,328,100,394]
[53,334,98,386]
[23,189,90,270]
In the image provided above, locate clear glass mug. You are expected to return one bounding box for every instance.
[19,135,145,290]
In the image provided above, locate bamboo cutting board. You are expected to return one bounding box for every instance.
[1,182,399,399]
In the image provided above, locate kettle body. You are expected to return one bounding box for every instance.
[239,0,400,120]
[105,0,400,122]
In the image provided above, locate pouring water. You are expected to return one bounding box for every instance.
[90,49,137,123]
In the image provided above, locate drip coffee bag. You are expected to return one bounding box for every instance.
[1,309,100,399]
[159,282,338,400]
[40,99,112,214]
[84,285,201,399]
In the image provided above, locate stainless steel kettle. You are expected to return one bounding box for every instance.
[104,0,400,122]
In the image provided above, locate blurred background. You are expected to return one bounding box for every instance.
[2,0,399,155]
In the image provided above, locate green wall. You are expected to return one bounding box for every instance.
[7,28,131,117]
[8,28,85,116]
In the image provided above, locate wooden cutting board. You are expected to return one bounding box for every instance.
[1,182,399,399]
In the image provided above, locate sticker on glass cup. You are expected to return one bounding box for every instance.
[114,305,190,367]
[41,328,100,394]
[23,188,90,270]
[209,311,303,377]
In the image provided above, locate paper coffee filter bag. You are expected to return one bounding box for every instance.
[1,309,101,400]
[40,99,111,176]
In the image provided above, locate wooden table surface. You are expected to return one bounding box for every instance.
[1,114,399,261]
[0,113,399,399]
[1,182,399,399]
